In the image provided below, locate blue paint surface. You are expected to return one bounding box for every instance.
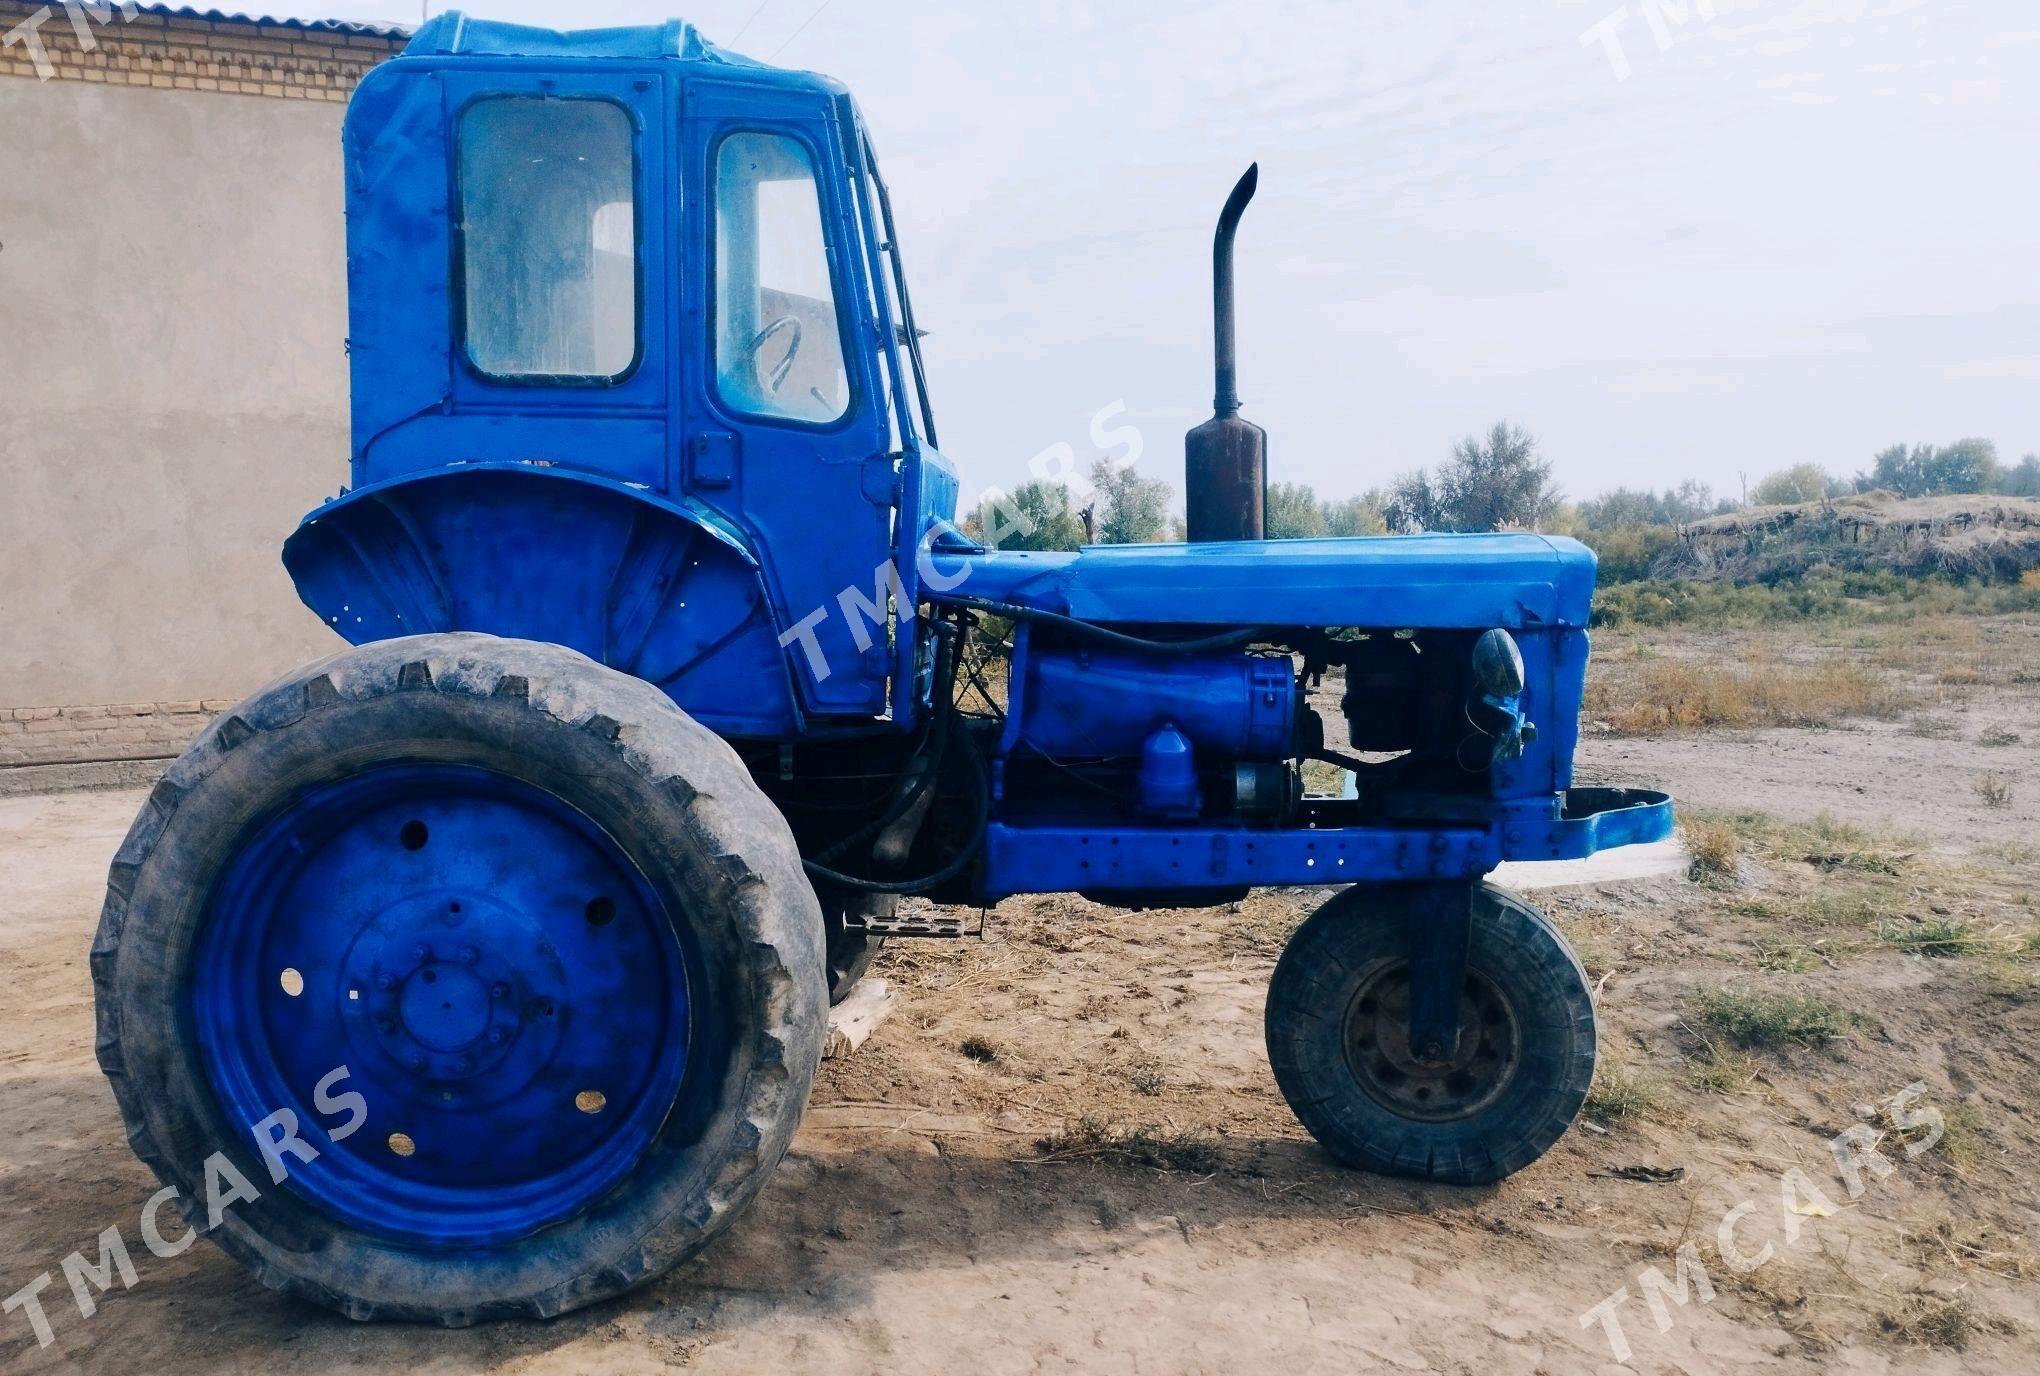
[194,764,690,1246]
[926,532,1598,630]
[291,10,1670,918]
[320,13,917,731]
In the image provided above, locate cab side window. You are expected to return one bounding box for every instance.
[459,97,639,383]
[712,131,849,424]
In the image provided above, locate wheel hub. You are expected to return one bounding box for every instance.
[1342,960,1522,1123]
[194,764,691,1246]
[349,891,559,1088]
[397,963,491,1052]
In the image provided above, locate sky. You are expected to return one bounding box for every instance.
[258,0,2036,510]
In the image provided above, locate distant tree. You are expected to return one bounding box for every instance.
[1677,480,1736,521]
[1931,438,2002,494]
[1088,459,1172,545]
[1749,463,1844,507]
[1576,487,1661,529]
[1576,480,1722,529]
[968,479,1087,551]
[1862,439,2001,497]
[1432,422,1561,531]
[1862,443,1928,496]
[2001,454,2040,498]
[1381,469,1439,534]
[1266,482,1329,540]
[1324,493,1388,537]
[1579,525,1678,582]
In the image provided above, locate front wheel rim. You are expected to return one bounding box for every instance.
[193,763,691,1247]
[1341,959,1524,1123]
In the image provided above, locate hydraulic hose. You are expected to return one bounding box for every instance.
[928,593,1266,655]
[811,618,963,866]
[801,739,989,895]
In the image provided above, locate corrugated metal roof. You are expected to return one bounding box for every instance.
[131,5,413,39]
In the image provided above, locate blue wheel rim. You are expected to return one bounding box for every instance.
[194,763,691,1247]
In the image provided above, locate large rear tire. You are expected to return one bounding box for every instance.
[1264,882,1595,1186]
[92,633,828,1323]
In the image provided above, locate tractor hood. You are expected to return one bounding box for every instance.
[925,533,1598,631]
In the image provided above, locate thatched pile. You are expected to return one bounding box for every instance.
[1658,492,2040,583]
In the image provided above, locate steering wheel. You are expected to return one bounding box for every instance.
[747,316,804,394]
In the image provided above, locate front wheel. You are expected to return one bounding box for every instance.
[1264,882,1596,1185]
[92,634,828,1323]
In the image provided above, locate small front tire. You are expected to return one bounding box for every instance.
[1264,882,1595,1186]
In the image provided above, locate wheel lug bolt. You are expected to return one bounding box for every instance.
[413,945,430,962]
[488,1028,506,1045]
[377,974,397,991]
[454,1058,472,1074]
[491,983,510,999]
[377,1018,396,1034]
[459,946,479,966]
[407,1054,426,1071]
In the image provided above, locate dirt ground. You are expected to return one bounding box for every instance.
[3,619,2038,1375]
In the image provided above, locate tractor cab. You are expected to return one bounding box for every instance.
[289,12,948,739]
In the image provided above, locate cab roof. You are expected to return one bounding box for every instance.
[403,10,767,68]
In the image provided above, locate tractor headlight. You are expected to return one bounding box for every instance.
[1472,629,1526,699]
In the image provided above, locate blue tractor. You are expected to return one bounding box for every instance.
[94,14,1671,1323]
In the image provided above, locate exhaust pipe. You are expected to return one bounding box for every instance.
[1186,163,1267,543]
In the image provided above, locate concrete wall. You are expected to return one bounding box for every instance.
[0,10,404,777]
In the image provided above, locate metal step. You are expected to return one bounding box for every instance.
[849,909,978,938]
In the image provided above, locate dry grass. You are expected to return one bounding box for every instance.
[1713,809,1919,876]
[1875,917,1994,959]
[1924,1102,1993,1176]
[1877,1291,2011,1351]
[1974,773,2014,810]
[1904,1220,2038,1281]
[1587,656,1908,735]
[1690,1041,1762,1094]
[1299,758,1348,797]
[1035,1116,1224,1173]
[1584,1053,1673,1124]
[1558,921,1615,980]
[1684,819,1744,886]
[1752,939,1820,972]
[1695,986,1867,1049]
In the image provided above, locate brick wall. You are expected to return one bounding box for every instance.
[1,699,226,770]
[2,6,404,790]
[0,3,407,101]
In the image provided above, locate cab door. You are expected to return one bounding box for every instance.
[680,76,895,720]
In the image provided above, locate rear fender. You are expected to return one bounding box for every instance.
[284,464,801,737]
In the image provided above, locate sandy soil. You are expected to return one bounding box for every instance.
[4,635,2038,1374]
[1580,687,2040,854]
